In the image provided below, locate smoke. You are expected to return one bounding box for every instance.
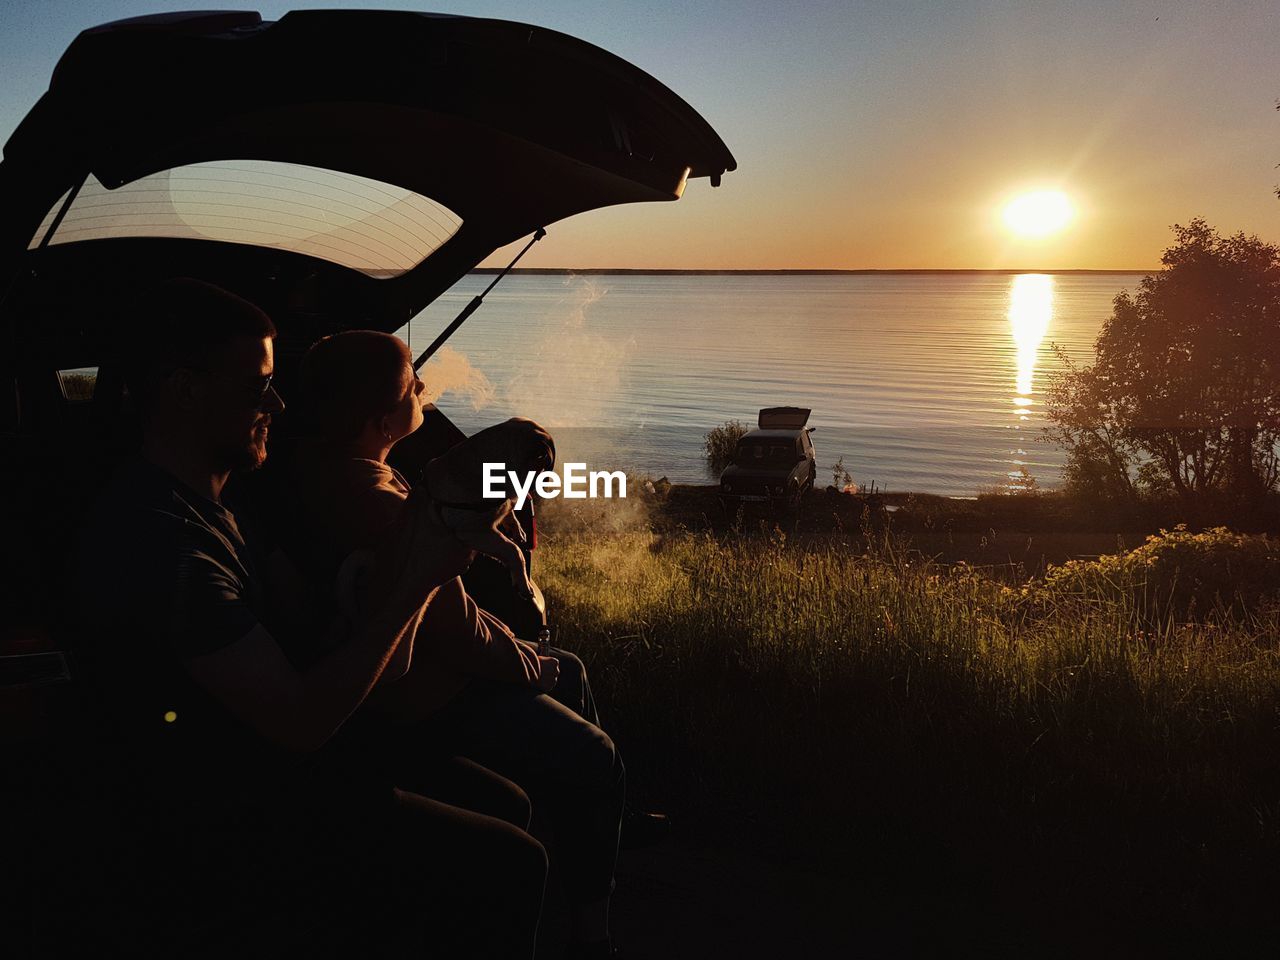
[419,346,496,410]
[534,470,659,538]
[419,278,653,539]
[504,277,632,429]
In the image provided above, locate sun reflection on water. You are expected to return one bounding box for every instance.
[1009,274,1053,403]
[1004,274,1054,492]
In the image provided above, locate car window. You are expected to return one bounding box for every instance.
[28,160,462,279]
[56,367,98,403]
[736,441,795,465]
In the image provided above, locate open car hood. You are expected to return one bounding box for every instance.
[0,9,736,330]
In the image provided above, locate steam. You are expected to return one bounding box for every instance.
[419,346,496,410]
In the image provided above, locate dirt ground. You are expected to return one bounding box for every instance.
[540,837,1066,959]
[537,840,900,959]
[609,843,877,958]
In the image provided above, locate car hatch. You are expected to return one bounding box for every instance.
[0,9,737,330]
[757,407,811,430]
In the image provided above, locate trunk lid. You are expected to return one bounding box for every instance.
[758,407,811,430]
[1,9,736,327]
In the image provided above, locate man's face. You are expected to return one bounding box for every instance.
[190,335,285,472]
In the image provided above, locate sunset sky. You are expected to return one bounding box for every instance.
[1,0,1277,270]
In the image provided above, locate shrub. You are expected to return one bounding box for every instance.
[703,419,748,475]
[1041,525,1280,621]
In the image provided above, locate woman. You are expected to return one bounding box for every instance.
[296,330,624,960]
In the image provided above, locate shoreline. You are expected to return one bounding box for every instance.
[540,482,1145,575]
[471,267,1150,276]
[541,482,1278,572]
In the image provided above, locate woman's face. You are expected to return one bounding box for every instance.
[381,361,426,445]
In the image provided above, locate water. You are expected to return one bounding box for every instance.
[399,273,1144,497]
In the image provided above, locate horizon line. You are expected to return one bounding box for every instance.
[470,267,1152,276]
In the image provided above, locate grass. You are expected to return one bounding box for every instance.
[535,511,1280,948]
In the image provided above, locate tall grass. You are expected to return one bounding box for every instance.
[537,523,1280,939]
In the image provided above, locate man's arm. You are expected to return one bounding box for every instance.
[186,501,473,752]
[184,577,434,753]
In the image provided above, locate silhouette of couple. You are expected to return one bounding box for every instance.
[68,279,622,959]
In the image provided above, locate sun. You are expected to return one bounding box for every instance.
[1002,190,1073,238]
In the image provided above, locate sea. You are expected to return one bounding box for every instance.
[399,272,1146,497]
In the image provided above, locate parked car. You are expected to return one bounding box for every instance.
[719,407,816,508]
[0,8,734,948]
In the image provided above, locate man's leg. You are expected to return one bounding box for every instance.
[41,775,547,960]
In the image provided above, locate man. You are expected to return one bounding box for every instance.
[65,278,545,957]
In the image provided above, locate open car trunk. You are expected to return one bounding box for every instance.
[0,9,735,335]
[758,406,811,430]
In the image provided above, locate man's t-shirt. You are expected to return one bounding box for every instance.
[73,458,287,811]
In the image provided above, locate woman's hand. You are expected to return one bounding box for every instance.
[532,654,560,692]
[393,488,477,592]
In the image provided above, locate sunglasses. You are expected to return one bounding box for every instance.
[188,368,277,408]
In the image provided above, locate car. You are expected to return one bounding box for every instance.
[719,407,817,509]
[0,9,734,945]
[0,6,734,690]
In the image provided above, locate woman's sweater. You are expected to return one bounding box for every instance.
[294,445,540,714]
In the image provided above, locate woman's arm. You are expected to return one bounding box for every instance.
[416,582,546,687]
[378,602,424,683]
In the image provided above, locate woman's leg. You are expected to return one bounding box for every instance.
[544,646,601,728]
[335,786,548,958]
[404,754,534,829]
[544,646,670,854]
[413,682,625,920]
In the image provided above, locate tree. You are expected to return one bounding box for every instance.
[1043,346,1139,506]
[1046,219,1280,510]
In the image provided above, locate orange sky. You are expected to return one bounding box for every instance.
[473,0,1280,271]
[5,0,1278,271]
